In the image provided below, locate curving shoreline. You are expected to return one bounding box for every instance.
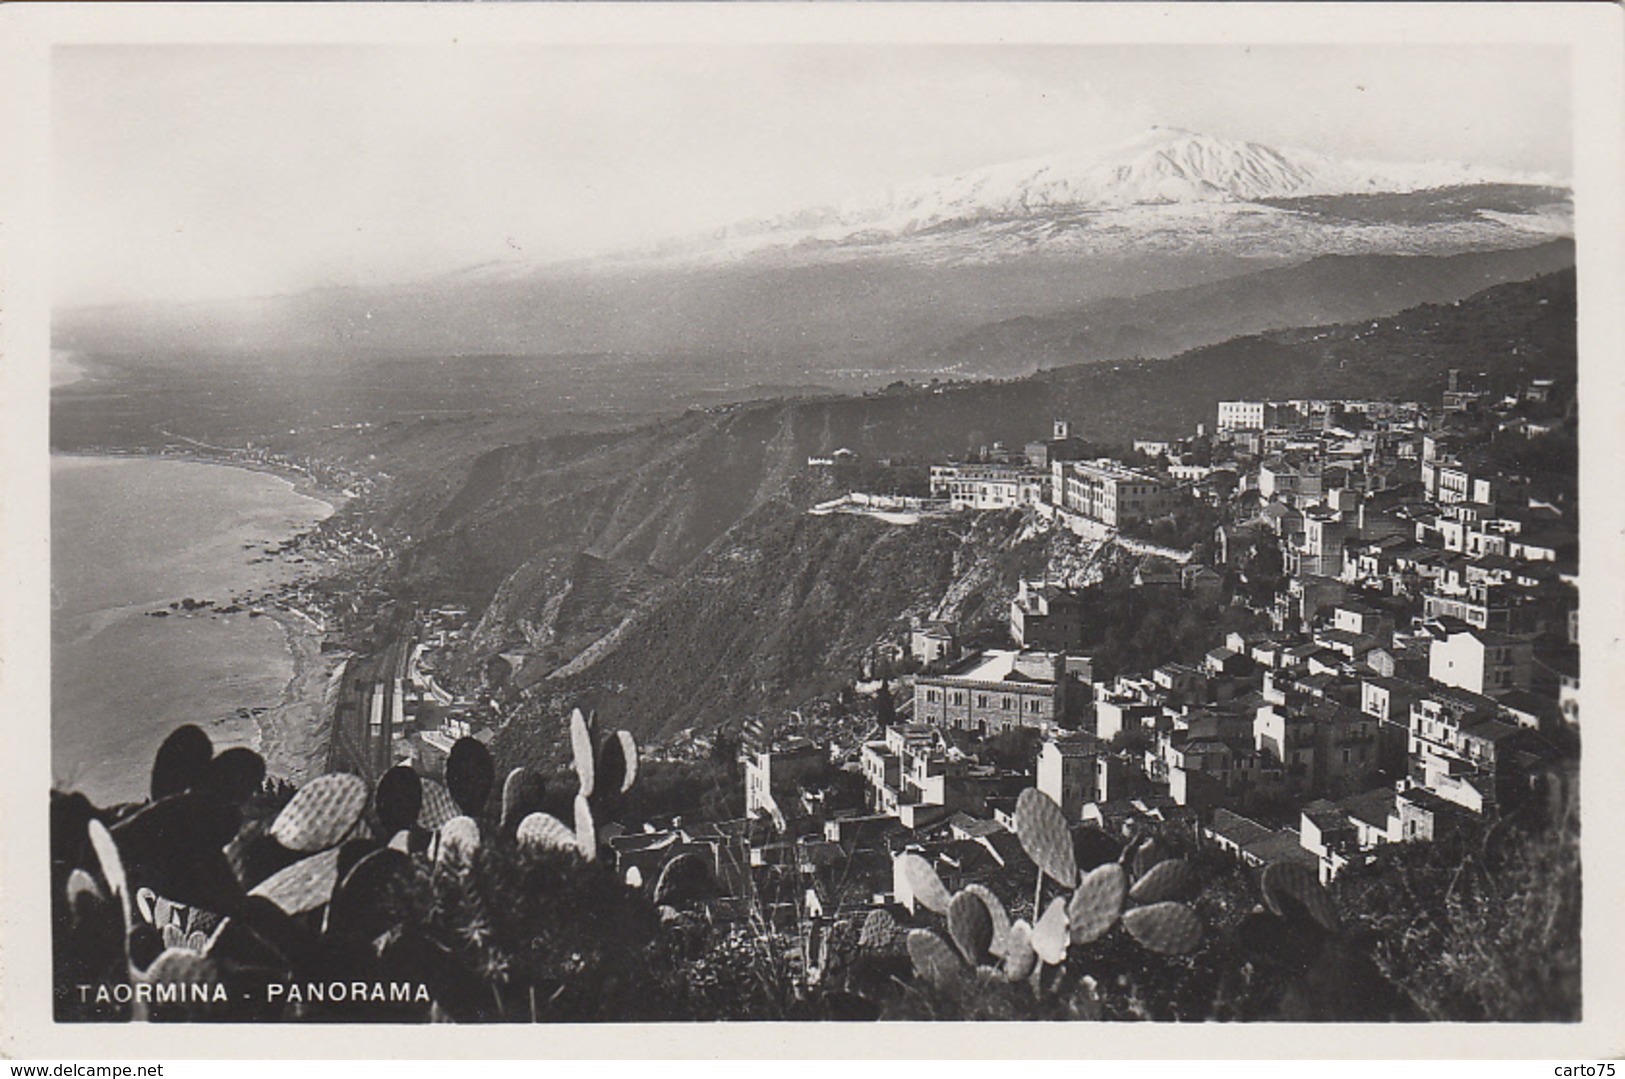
[53,450,351,797]
[254,608,348,789]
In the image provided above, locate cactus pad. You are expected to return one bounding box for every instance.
[437,815,482,862]
[906,929,965,988]
[446,737,495,817]
[960,883,1012,958]
[203,747,267,806]
[1129,857,1198,904]
[416,777,459,831]
[858,908,908,954]
[270,772,367,853]
[569,708,596,798]
[499,767,546,837]
[1261,860,1342,934]
[1015,788,1078,888]
[1031,896,1070,966]
[1068,860,1127,944]
[247,845,343,915]
[1001,920,1038,981]
[150,724,213,801]
[374,765,423,836]
[894,852,951,914]
[947,889,995,964]
[573,793,597,861]
[614,730,638,792]
[1121,901,1203,955]
[515,812,577,852]
[1130,835,1167,882]
[325,847,413,942]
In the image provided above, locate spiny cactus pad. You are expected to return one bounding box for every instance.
[573,793,597,861]
[570,708,596,798]
[1261,860,1342,934]
[1031,896,1071,966]
[894,852,952,914]
[1001,919,1038,981]
[947,889,995,964]
[247,845,343,915]
[515,812,577,852]
[499,767,546,836]
[437,815,483,862]
[1015,788,1078,888]
[906,929,966,988]
[1129,857,1198,905]
[1068,860,1128,944]
[324,847,413,942]
[858,908,908,954]
[204,747,266,806]
[270,772,367,853]
[614,730,638,793]
[1130,836,1167,882]
[446,737,495,817]
[150,724,213,801]
[417,777,459,831]
[375,765,423,836]
[960,883,1011,958]
[1121,901,1203,955]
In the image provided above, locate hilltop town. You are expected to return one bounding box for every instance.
[264,362,1578,1014]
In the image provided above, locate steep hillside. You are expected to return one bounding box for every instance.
[936,239,1573,374]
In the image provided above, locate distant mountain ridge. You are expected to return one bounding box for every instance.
[56,126,1572,378]
[693,127,1564,252]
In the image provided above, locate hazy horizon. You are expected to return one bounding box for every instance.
[53,43,1571,307]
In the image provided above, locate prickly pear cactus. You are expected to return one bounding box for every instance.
[573,793,597,861]
[613,730,638,793]
[270,773,367,853]
[1068,861,1127,945]
[569,708,596,798]
[1129,857,1197,904]
[515,812,577,852]
[1121,900,1203,955]
[417,778,460,832]
[437,816,482,863]
[499,767,545,837]
[1015,788,1078,888]
[247,845,343,916]
[445,738,495,817]
[374,765,423,837]
[894,852,951,914]
[906,928,965,989]
[1261,860,1341,934]
[1030,896,1070,966]
[947,889,994,965]
[1001,919,1038,981]
[858,908,908,955]
[959,883,1011,958]
[150,724,213,801]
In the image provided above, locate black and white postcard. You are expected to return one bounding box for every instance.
[2,1,1621,1060]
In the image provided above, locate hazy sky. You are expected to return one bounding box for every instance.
[53,44,1571,306]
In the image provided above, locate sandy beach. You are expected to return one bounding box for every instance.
[254,609,348,788]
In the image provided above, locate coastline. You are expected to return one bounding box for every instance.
[50,446,353,515]
[53,450,353,792]
[255,608,347,789]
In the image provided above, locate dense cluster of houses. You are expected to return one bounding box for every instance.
[735,372,1577,940]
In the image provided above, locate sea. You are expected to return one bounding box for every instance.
[51,455,333,805]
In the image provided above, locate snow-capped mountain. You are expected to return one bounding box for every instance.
[604,126,1568,266]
